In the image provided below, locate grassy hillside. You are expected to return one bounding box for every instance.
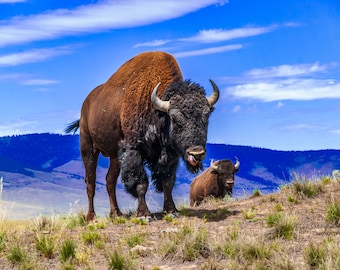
[0,174,339,269]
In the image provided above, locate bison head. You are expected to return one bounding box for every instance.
[210,157,240,196]
[152,80,219,173]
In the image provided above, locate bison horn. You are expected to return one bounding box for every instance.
[234,156,240,170]
[151,82,170,112]
[210,159,218,170]
[207,79,220,107]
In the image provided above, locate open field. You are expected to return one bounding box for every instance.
[0,174,339,270]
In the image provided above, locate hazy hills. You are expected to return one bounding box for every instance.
[0,133,339,219]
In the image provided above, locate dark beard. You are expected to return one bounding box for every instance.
[186,161,203,174]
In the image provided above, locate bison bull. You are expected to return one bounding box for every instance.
[190,158,240,206]
[65,51,220,221]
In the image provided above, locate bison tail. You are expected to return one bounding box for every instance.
[64,119,80,134]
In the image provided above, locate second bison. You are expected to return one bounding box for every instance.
[190,158,240,206]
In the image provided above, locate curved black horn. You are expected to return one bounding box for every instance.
[207,79,220,107]
[234,156,240,170]
[151,82,170,112]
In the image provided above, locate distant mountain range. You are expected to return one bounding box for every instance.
[1,133,339,219]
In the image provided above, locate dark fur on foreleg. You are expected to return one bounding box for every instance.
[119,146,147,197]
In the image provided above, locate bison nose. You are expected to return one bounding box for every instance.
[186,146,206,166]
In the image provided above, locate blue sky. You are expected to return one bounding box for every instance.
[1,0,340,151]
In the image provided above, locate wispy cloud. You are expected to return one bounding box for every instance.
[224,62,340,101]
[0,46,74,66]
[279,124,326,132]
[0,0,225,47]
[0,0,26,3]
[331,129,340,135]
[179,25,277,43]
[0,73,21,81]
[174,44,243,58]
[244,62,334,79]
[22,79,60,86]
[232,105,241,113]
[133,39,171,48]
[133,25,281,49]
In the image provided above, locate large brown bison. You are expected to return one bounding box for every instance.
[190,158,240,206]
[65,51,220,221]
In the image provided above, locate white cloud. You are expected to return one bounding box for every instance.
[0,0,224,47]
[133,39,171,48]
[279,124,325,132]
[179,25,277,43]
[0,0,26,3]
[133,24,285,49]
[331,129,340,135]
[232,105,241,113]
[245,62,335,79]
[224,62,340,102]
[174,44,243,58]
[22,79,60,86]
[0,73,21,81]
[0,46,73,66]
[228,78,340,101]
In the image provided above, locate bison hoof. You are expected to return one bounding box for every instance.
[87,212,96,223]
[110,210,123,218]
[165,212,180,219]
[137,216,153,223]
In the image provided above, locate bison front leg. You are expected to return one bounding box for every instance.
[119,147,151,217]
[160,164,178,214]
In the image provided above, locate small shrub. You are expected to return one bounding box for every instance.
[125,233,145,247]
[291,176,324,198]
[0,232,6,252]
[163,214,174,223]
[287,194,300,204]
[31,215,57,232]
[111,216,127,224]
[304,242,326,269]
[7,242,27,265]
[59,239,76,263]
[266,212,296,240]
[35,234,56,258]
[240,240,272,261]
[241,208,256,221]
[252,189,261,197]
[130,217,148,225]
[275,203,284,212]
[160,225,211,261]
[67,212,87,228]
[7,241,34,270]
[107,249,135,270]
[326,200,340,226]
[321,175,332,184]
[81,228,102,246]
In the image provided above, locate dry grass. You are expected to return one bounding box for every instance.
[0,174,339,270]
